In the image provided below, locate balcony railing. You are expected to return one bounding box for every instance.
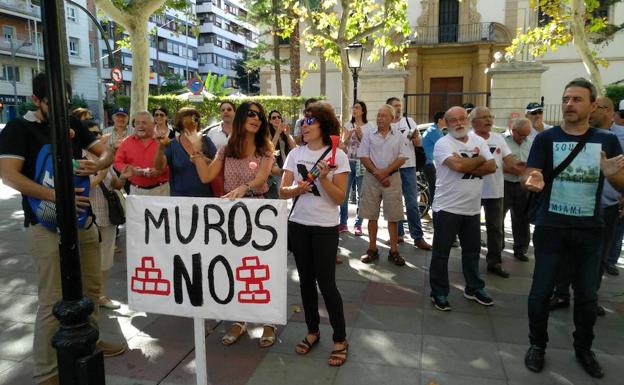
[0,0,41,18]
[0,38,44,58]
[412,22,495,45]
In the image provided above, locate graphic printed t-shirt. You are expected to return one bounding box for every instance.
[480,132,512,199]
[284,145,350,227]
[391,117,418,168]
[432,131,494,215]
[0,112,98,226]
[527,125,623,227]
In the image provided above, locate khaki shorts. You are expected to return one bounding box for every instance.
[359,171,404,222]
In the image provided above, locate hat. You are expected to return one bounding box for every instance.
[525,102,543,113]
[113,107,128,116]
[618,100,624,112]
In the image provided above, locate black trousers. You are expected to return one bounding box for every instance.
[503,181,530,257]
[288,221,346,342]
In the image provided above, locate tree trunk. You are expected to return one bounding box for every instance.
[272,33,283,95]
[570,0,604,95]
[128,18,150,116]
[339,49,351,126]
[319,49,326,96]
[289,22,301,96]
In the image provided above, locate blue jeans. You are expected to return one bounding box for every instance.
[429,210,484,297]
[528,226,602,350]
[339,160,363,227]
[398,167,424,240]
[607,216,624,266]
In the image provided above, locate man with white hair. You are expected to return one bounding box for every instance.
[429,106,496,311]
[358,104,410,266]
[114,111,169,196]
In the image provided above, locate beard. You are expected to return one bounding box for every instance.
[448,126,467,139]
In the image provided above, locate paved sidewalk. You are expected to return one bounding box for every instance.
[0,182,623,385]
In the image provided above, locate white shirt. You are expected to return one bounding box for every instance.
[357,126,410,169]
[284,145,350,227]
[529,123,553,141]
[432,131,494,215]
[479,132,511,199]
[206,122,229,149]
[391,117,418,168]
[503,132,532,183]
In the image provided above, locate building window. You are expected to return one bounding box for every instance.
[69,37,80,56]
[2,65,20,82]
[89,44,95,63]
[67,6,77,22]
[3,25,15,40]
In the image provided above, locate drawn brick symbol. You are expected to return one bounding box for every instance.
[235,256,270,304]
[131,256,171,296]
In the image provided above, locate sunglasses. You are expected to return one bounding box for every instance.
[247,110,261,119]
[154,112,166,117]
[192,115,200,123]
[90,130,103,136]
[529,110,543,115]
[304,117,317,125]
[270,115,282,120]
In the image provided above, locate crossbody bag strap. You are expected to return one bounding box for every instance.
[544,127,595,186]
[288,146,332,219]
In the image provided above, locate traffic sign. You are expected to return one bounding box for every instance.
[111,67,123,83]
[187,77,204,95]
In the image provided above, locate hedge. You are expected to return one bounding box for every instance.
[605,84,624,106]
[115,95,324,127]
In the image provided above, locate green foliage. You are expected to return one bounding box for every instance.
[114,95,324,126]
[202,73,235,97]
[159,72,186,94]
[70,94,89,109]
[605,83,624,105]
[17,100,36,115]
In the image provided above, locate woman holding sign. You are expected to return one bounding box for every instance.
[279,102,350,366]
[189,101,277,347]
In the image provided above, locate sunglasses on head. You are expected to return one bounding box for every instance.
[530,110,543,115]
[247,110,261,119]
[304,117,317,125]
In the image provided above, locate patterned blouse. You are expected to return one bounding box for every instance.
[216,147,274,195]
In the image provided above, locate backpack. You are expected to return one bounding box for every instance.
[22,118,92,231]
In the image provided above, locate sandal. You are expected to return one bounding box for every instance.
[388,250,406,266]
[360,249,379,264]
[295,332,320,355]
[259,324,277,348]
[328,341,349,367]
[222,322,247,346]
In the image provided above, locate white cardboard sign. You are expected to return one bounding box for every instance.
[126,196,288,325]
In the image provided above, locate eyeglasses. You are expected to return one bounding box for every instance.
[221,107,234,112]
[305,117,317,125]
[192,115,200,123]
[270,115,282,120]
[154,112,166,117]
[247,110,261,119]
[446,116,468,125]
[529,110,543,115]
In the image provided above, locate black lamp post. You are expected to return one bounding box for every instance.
[40,1,105,384]
[345,43,364,104]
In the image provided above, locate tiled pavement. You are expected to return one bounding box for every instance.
[1,181,623,385]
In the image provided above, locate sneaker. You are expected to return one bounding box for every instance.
[431,295,451,311]
[464,288,494,306]
[525,345,545,373]
[338,224,349,233]
[354,225,363,236]
[98,296,121,310]
[96,340,126,357]
[387,250,406,266]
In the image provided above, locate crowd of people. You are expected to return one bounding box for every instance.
[1,73,624,384]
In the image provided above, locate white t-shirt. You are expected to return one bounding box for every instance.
[391,117,418,168]
[432,131,494,215]
[284,145,350,227]
[206,123,229,149]
[480,132,512,199]
[529,123,553,141]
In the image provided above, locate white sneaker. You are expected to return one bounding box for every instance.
[98,296,121,310]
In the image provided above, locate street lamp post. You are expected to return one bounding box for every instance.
[345,43,364,104]
[9,39,32,114]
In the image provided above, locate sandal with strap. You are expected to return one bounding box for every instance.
[295,332,320,355]
[360,249,379,264]
[259,324,277,348]
[222,322,247,346]
[328,341,349,367]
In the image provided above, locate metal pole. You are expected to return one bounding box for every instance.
[351,69,358,104]
[40,1,105,384]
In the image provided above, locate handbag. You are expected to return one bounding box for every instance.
[527,127,595,221]
[99,182,126,225]
[405,117,426,170]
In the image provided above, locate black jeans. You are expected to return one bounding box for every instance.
[528,226,602,350]
[423,163,436,201]
[503,181,530,257]
[553,204,618,298]
[482,198,505,266]
[430,210,485,297]
[288,221,346,342]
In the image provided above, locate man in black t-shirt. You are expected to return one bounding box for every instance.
[0,73,123,385]
[521,78,624,379]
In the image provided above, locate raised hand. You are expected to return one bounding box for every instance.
[525,169,545,192]
[600,151,624,177]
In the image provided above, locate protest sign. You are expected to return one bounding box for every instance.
[126,196,288,325]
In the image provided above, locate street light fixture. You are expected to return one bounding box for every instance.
[9,40,32,115]
[345,42,364,104]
